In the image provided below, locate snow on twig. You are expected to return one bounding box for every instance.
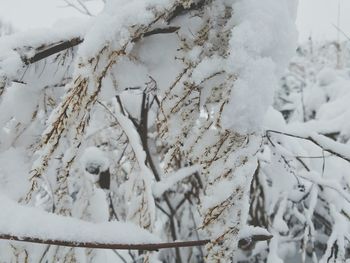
[266,129,350,162]
[153,165,201,198]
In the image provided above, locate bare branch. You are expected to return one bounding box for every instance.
[0,234,209,251]
[0,234,272,251]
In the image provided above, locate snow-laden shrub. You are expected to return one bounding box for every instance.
[0,0,302,262]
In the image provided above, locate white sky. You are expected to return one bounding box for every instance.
[297,0,350,41]
[0,0,349,42]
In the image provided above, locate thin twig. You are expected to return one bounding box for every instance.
[266,130,350,163]
[332,23,350,42]
[112,250,128,263]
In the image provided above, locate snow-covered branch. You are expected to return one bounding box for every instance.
[266,129,350,162]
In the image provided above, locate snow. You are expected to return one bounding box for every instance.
[0,83,39,124]
[77,0,173,58]
[286,127,350,161]
[0,148,31,200]
[87,189,110,223]
[318,67,337,86]
[113,99,156,228]
[258,38,350,262]
[153,165,200,198]
[222,0,298,132]
[238,225,271,240]
[272,197,289,234]
[191,56,224,85]
[0,20,89,93]
[298,171,350,204]
[0,20,88,58]
[0,194,160,244]
[81,146,109,174]
[0,0,324,262]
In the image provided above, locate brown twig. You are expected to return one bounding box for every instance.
[133,26,180,42]
[23,38,83,65]
[0,234,209,251]
[0,234,272,251]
